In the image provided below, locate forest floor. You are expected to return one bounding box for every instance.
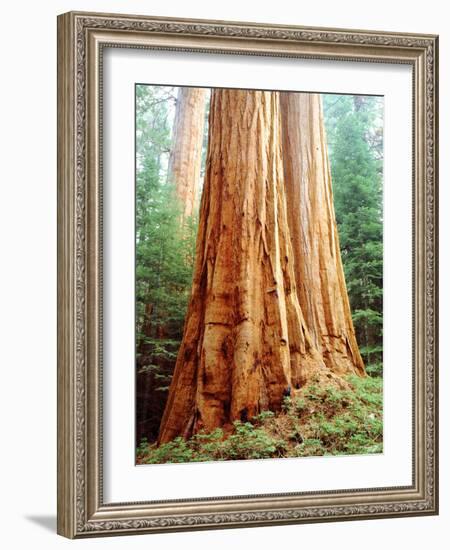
[136,374,383,465]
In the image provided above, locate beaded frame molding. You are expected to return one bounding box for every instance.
[57,11,439,538]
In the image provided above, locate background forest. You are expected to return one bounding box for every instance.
[135,85,383,463]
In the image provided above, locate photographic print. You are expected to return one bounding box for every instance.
[135,85,384,465]
[57,12,438,537]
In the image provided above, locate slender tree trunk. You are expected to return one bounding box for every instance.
[280,92,365,377]
[168,87,207,220]
[137,302,153,367]
[158,89,331,444]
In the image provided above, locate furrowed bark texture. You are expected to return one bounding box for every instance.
[280,92,365,377]
[168,87,207,219]
[158,89,327,444]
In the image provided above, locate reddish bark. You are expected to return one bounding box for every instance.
[168,87,207,220]
[158,89,328,444]
[280,92,365,377]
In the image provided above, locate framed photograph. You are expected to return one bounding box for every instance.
[57,11,439,538]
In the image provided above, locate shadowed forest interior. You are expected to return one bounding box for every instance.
[135,85,383,464]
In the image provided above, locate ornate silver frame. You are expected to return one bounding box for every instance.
[57,11,439,538]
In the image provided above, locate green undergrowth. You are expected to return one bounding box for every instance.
[137,374,383,464]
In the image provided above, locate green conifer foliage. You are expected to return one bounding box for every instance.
[323,94,383,375]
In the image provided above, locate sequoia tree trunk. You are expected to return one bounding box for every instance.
[168,87,207,220]
[158,89,329,444]
[280,92,365,377]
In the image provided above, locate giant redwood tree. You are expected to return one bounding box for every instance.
[158,89,335,444]
[280,92,365,377]
[168,87,207,220]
